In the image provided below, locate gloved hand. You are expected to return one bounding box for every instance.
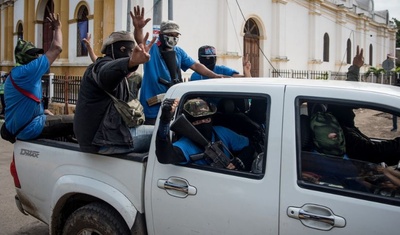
[160,98,176,123]
[231,157,245,171]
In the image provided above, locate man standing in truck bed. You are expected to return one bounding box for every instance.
[132,6,227,125]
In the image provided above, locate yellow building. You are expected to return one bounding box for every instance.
[0,0,397,78]
[0,0,128,76]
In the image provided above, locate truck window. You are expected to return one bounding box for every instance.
[298,100,400,203]
[170,94,269,177]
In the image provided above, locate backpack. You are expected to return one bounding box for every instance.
[310,111,346,156]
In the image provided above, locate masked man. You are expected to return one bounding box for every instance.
[191,45,251,81]
[74,30,156,154]
[155,98,255,170]
[2,12,74,143]
[132,6,227,125]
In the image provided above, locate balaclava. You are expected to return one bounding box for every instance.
[158,20,180,50]
[159,34,179,49]
[198,45,217,71]
[14,39,44,66]
[101,31,136,59]
[183,98,217,140]
[104,41,135,59]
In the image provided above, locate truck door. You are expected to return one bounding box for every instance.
[279,86,400,234]
[146,88,285,235]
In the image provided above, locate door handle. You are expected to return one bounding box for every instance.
[158,177,197,198]
[287,204,346,230]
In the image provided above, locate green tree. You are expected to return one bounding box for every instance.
[365,67,385,77]
[395,18,400,48]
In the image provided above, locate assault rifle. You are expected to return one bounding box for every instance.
[170,114,244,169]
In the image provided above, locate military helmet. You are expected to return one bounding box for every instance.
[183,98,217,119]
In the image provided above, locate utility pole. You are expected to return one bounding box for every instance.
[153,0,162,38]
[127,0,131,31]
[153,0,162,25]
[168,0,173,20]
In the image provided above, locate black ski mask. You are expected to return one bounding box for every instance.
[105,41,135,59]
[195,121,213,141]
[199,57,216,71]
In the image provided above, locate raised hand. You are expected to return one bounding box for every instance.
[352,45,364,68]
[130,43,151,66]
[142,32,156,53]
[131,6,151,30]
[243,54,252,77]
[47,12,61,30]
[82,33,92,47]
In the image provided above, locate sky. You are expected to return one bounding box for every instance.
[374,0,400,20]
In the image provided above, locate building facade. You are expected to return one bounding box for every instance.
[0,0,397,77]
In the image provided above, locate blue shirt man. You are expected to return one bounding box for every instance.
[2,12,74,142]
[190,45,252,81]
[132,6,225,124]
[5,55,49,139]
[155,98,254,171]
[173,126,249,165]
[139,42,196,121]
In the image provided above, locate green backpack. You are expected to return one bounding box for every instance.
[310,112,346,156]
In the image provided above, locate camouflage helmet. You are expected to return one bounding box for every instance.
[310,112,346,157]
[14,39,44,66]
[160,20,180,34]
[183,98,217,119]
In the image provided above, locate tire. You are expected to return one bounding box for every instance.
[62,202,130,235]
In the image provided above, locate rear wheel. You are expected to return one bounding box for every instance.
[62,202,130,235]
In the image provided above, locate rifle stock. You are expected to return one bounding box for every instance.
[170,115,209,147]
[170,114,230,168]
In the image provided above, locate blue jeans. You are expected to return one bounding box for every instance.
[98,125,154,154]
[392,115,397,130]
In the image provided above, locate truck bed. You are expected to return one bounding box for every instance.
[13,138,148,226]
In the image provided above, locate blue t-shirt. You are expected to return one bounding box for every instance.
[4,55,50,140]
[173,126,249,165]
[140,43,196,119]
[190,65,239,81]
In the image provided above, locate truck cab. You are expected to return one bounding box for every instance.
[11,78,400,235]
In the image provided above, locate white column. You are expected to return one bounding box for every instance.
[49,73,54,104]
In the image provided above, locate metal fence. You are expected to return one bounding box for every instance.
[49,74,81,104]
[269,69,399,84]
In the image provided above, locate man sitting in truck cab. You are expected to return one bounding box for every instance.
[155,98,255,171]
[304,111,369,192]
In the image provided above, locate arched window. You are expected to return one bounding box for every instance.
[43,0,54,52]
[17,22,23,40]
[77,5,89,57]
[243,18,260,77]
[369,44,373,66]
[323,33,329,62]
[346,39,352,64]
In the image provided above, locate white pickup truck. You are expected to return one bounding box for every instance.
[9,78,400,235]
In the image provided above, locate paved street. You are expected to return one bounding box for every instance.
[0,121,48,235]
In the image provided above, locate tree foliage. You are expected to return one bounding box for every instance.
[365,67,385,77]
[395,18,400,48]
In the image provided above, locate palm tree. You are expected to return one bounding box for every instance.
[365,67,385,77]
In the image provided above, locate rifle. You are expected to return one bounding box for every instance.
[170,114,243,169]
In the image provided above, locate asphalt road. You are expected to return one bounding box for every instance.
[0,122,49,235]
